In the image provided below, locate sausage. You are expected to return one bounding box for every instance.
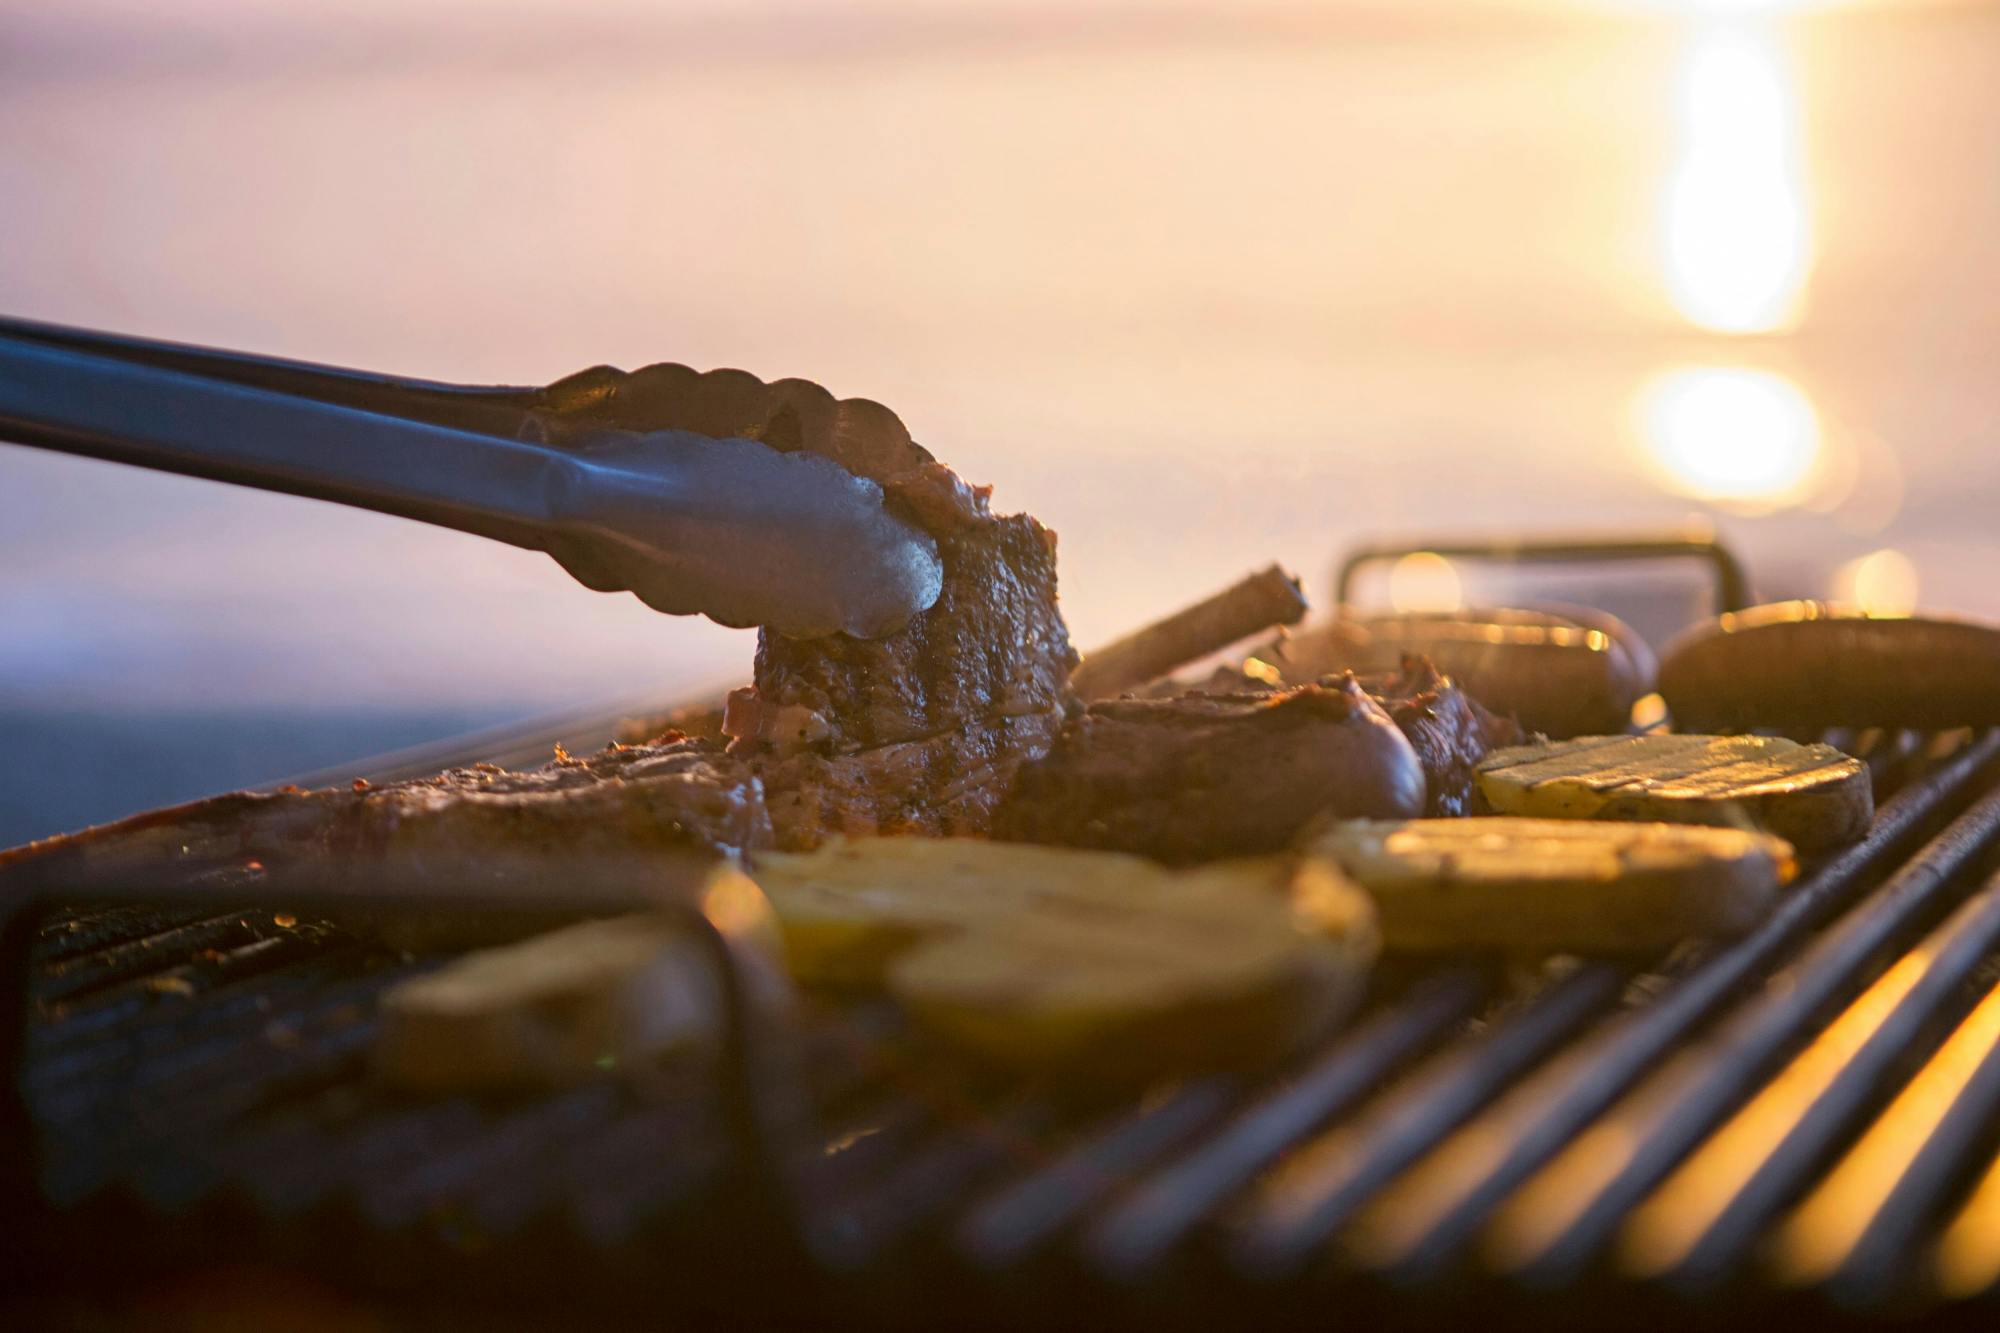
[1071,565,1308,700]
[1272,605,1656,738]
[1659,601,2000,731]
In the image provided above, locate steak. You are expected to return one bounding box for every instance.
[727,505,1074,754]
[0,738,773,889]
[726,466,1078,848]
[994,674,1428,864]
[753,711,1068,845]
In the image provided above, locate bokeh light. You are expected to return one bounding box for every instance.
[1387,552,1465,614]
[1832,548,1919,616]
[1639,367,1822,510]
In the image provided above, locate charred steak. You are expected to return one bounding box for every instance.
[726,497,1073,754]
[725,467,1078,849]
[994,674,1427,864]
[0,739,772,889]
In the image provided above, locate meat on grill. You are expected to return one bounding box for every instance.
[725,482,1073,755]
[1126,656,1521,821]
[750,711,1068,847]
[720,463,1078,848]
[0,738,772,888]
[1363,657,1524,817]
[993,674,1429,864]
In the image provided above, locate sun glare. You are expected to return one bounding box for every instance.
[1662,23,1811,332]
[1640,367,1821,509]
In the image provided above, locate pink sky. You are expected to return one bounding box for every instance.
[3,1,1997,710]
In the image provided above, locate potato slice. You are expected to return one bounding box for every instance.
[375,867,785,1092]
[750,837,1377,1072]
[1316,817,1795,954]
[752,838,1168,985]
[1473,734,1872,851]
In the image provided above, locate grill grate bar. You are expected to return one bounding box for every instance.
[34,964,416,1209]
[1772,967,2000,1304]
[806,1096,1057,1273]
[556,1098,725,1248]
[1486,764,2000,1288]
[25,946,378,1096]
[1321,728,2000,1283]
[1927,1094,2000,1305]
[955,1076,1239,1272]
[69,1017,386,1212]
[32,957,419,1135]
[33,903,252,966]
[234,1096,487,1221]
[352,1082,627,1232]
[808,1098,939,1201]
[1233,962,1626,1280]
[1081,968,1487,1282]
[33,911,262,1004]
[1622,866,2000,1293]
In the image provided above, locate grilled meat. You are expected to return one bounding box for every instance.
[1124,656,1519,821]
[0,738,772,889]
[994,674,1427,864]
[726,465,1078,848]
[753,711,1068,845]
[727,508,1073,754]
[1364,657,1524,817]
[514,363,1082,848]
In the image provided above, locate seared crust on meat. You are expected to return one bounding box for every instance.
[1362,658,1524,817]
[729,496,1079,848]
[994,674,1427,864]
[754,712,1068,848]
[734,512,1074,754]
[1,739,773,884]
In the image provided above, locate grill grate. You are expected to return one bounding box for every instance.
[8,728,2000,1328]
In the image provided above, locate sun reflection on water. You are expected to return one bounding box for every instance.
[1639,366,1821,510]
[1662,21,1811,333]
[1638,11,1828,517]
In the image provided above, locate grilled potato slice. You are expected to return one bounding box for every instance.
[752,837,1160,986]
[1473,734,1872,851]
[1315,817,1795,953]
[375,867,786,1092]
[750,838,1377,1072]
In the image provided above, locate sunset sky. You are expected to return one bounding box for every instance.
[4,0,1997,723]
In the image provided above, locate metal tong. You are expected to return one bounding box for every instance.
[0,316,945,639]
